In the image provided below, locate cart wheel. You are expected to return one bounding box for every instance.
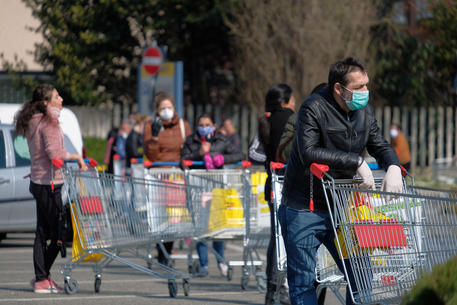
[240,275,249,290]
[182,279,190,296]
[191,260,200,275]
[94,277,102,293]
[256,275,267,293]
[168,280,178,298]
[64,278,79,295]
[227,266,234,281]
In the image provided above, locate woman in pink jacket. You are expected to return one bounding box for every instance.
[15,84,87,293]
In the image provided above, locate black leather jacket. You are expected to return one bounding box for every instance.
[282,86,400,211]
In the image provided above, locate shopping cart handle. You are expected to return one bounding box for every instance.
[181,160,251,168]
[148,161,180,167]
[85,158,98,168]
[52,158,64,169]
[310,163,329,178]
[130,158,143,164]
[270,162,286,170]
[51,158,97,169]
[241,160,252,168]
[368,163,380,170]
[400,165,408,177]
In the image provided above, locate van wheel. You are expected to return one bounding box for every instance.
[0,233,6,241]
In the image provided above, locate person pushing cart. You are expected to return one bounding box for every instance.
[278,56,403,305]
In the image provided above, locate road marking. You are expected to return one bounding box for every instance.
[225,243,267,260]
[0,249,33,254]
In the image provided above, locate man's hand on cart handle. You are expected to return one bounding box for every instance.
[381,165,403,196]
[357,160,375,190]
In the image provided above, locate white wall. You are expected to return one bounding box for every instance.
[0,0,43,71]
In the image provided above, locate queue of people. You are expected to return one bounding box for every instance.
[21,56,408,304]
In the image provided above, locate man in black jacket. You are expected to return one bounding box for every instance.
[278,57,402,305]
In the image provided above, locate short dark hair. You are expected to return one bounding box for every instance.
[197,113,214,124]
[328,57,366,92]
[265,83,293,113]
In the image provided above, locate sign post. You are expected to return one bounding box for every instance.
[137,45,183,118]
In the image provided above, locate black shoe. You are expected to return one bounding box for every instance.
[278,286,290,305]
[265,290,275,305]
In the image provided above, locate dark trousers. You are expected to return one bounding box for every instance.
[266,201,280,287]
[157,241,174,265]
[30,182,63,282]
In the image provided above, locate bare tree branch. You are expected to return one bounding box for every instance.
[226,0,378,109]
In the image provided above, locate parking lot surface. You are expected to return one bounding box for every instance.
[0,233,343,305]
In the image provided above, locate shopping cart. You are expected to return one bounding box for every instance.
[235,169,271,292]
[130,159,200,272]
[183,161,268,289]
[309,162,457,304]
[55,158,192,297]
[270,162,346,305]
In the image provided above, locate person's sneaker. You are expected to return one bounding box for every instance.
[48,277,63,293]
[197,266,208,277]
[32,279,53,294]
[218,262,228,277]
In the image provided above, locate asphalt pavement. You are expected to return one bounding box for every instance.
[0,233,344,305]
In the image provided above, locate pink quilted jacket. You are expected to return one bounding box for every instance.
[26,107,70,185]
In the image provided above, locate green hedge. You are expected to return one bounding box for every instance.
[402,256,457,305]
[83,137,107,165]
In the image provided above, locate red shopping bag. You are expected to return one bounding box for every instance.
[164,179,186,207]
[79,196,104,214]
[353,219,407,248]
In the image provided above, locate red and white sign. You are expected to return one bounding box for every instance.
[142,47,163,76]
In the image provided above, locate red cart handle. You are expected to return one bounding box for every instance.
[52,158,64,169]
[270,162,285,170]
[310,163,329,178]
[51,157,97,169]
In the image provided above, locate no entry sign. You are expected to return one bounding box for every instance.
[142,47,163,75]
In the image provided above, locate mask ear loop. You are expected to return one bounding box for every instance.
[340,85,353,102]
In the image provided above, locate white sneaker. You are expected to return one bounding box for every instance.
[218,263,228,277]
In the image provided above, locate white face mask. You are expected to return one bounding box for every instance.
[390,129,399,138]
[159,108,174,121]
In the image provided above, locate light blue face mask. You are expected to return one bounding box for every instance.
[342,86,369,111]
[198,126,215,137]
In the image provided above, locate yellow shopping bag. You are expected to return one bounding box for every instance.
[207,188,244,233]
[70,203,104,263]
[251,172,269,218]
[335,192,406,259]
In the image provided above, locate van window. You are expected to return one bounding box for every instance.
[0,131,5,168]
[11,131,31,167]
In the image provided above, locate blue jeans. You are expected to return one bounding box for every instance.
[196,241,225,267]
[278,204,367,305]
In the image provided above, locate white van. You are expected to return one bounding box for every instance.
[0,103,84,241]
[0,103,84,155]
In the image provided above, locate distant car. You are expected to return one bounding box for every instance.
[0,104,84,241]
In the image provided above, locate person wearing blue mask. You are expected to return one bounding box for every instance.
[278,57,403,305]
[181,113,244,277]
